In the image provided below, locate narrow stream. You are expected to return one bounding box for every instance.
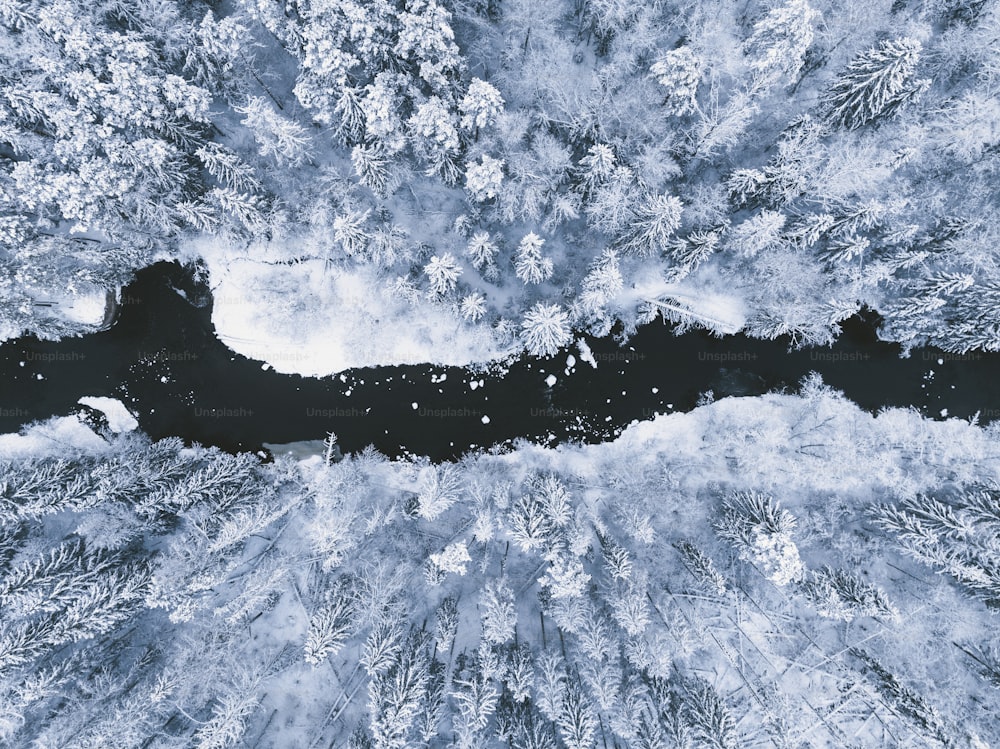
[2,261,998,459]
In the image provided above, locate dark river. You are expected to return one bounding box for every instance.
[2,261,999,459]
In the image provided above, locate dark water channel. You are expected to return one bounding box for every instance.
[2,262,1000,459]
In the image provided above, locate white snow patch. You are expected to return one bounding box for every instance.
[78,397,139,433]
[190,237,512,376]
[0,416,109,459]
[545,374,557,387]
[577,339,598,368]
[481,415,491,424]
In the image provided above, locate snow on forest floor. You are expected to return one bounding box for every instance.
[189,236,512,376]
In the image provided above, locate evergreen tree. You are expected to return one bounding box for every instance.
[521,303,571,357]
[824,38,930,130]
[424,253,462,296]
[514,233,554,285]
[743,0,819,86]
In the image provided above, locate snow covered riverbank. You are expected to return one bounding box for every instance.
[192,237,513,376]
[3,385,999,746]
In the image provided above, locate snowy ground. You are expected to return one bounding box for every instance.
[190,236,512,376]
[0,415,109,459]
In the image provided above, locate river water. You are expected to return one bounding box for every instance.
[2,261,999,459]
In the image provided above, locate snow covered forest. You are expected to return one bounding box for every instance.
[2,381,1000,748]
[6,0,1000,747]
[2,0,1000,364]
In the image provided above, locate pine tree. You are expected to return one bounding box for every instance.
[451,655,499,748]
[649,46,702,116]
[619,194,684,256]
[334,208,372,257]
[505,644,535,703]
[352,143,397,197]
[714,491,804,586]
[824,38,930,130]
[425,253,462,296]
[465,155,505,202]
[556,678,598,749]
[481,578,517,645]
[801,566,898,622]
[416,464,464,520]
[579,249,624,312]
[514,233,554,285]
[193,673,262,749]
[508,493,554,552]
[575,144,618,198]
[681,677,740,749]
[368,633,430,749]
[305,586,357,665]
[674,540,727,595]
[460,292,488,322]
[435,596,459,655]
[521,303,571,358]
[743,0,819,86]
[466,232,499,269]
[459,78,504,134]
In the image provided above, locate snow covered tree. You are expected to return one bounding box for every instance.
[801,566,898,622]
[743,0,819,86]
[514,233,554,285]
[556,678,598,749]
[238,97,313,166]
[305,586,357,665]
[409,96,461,163]
[416,464,464,519]
[674,540,727,595]
[435,596,459,654]
[425,253,462,296]
[521,303,571,357]
[619,194,684,256]
[450,654,499,748]
[465,155,505,202]
[395,0,464,91]
[585,164,642,236]
[466,232,499,269]
[728,210,787,258]
[650,46,702,116]
[352,144,397,197]
[429,541,472,577]
[681,677,740,749]
[508,493,554,552]
[578,248,623,330]
[575,144,618,198]
[368,633,431,749]
[714,491,804,586]
[460,292,488,322]
[824,38,930,130]
[459,79,504,135]
[334,209,372,257]
[481,578,516,645]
